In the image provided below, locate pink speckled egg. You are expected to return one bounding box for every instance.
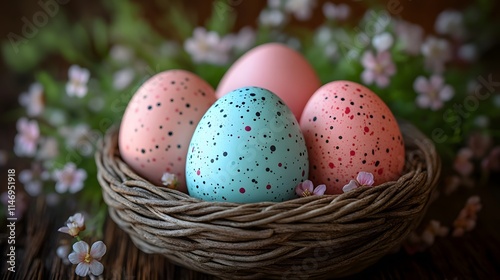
[216,43,321,120]
[119,70,216,192]
[300,81,405,194]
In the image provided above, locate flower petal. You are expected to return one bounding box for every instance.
[313,184,327,195]
[89,260,104,276]
[90,241,107,259]
[342,180,358,193]
[357,172,374,186]
[413,76,429,94]
[68,252,82,265]
[58,226,70,234]
[72,240,89,254]
[75,262,90,277]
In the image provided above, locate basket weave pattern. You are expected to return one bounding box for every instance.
[96,121,440,279]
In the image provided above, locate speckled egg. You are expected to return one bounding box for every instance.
[119,70,216,192]
[216,43,321,120]
[300,81,405,194]
[186,87,309,203]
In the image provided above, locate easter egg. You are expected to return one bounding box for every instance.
[119,70,216,192]
[300,81,405,194]
[186,87,309,203]
[216,43,321,120]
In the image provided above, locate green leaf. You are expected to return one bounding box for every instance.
[206,1,237,35]
[35,71,60,104]
[92,19,109,55]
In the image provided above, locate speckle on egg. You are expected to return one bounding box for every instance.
[299,81,405,194]
[186,87,309,203]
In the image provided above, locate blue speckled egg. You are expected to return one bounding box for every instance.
[186,87,309,203]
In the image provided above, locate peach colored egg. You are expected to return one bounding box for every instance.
[216,43,321,120]
[119,70,216,193]
[300,81,405,194]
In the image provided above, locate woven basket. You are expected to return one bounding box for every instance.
[96,120,440,280]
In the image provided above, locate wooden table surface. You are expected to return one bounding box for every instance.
[1,181,499,280]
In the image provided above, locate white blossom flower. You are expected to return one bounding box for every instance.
[58,124,93,156]
[36,137,59,161]
[68,241,106,277]
[19,163,49,196]
[268,0,281,8]
[413,75,454,110]
[228,27,256,52]
[322,3,350,21]
[458,44,477,62]
[284,0,316,20]
[53,162,87,193]
[395,20,424,55]
[57,244,71,265]
[66,65,90,98]
[184,27,232,65]
[372,32,394,53]
[19,83,44,117]
[343,172,375,193]
[110,45,134,63]
[161,172,178,189]
[58,213,86,237]
[435,10,465,39]
[259,9,285,27]
[112,68,135,90]
[421,36,451,73]
[14,118,40,157]
[361,50,396,88]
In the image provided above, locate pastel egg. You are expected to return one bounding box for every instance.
[119,70,216,192]
[216,43,321,120]
[300,81,405,194]
[186,87,309,203]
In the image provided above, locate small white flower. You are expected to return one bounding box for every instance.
[259,9,285,27]
[435,10,464,39]
[14,118,40,157]
[19,83,44,117]
[284,0,316,20]
[361,50,396,88]
[68,241,106,277]
[372,32,394,53]
[47,110,66,126]
[229,27,256,52]
[322,3,350,21]
[113,68,135,90]
[58,213,86,237]
[314,26,333,45]
[161,173,178,189]
[268,0,281,8]
[474,115,489,128]
[109,45,134,63]
[53,162,87,194]
[19,163,49,196]
[36,137,59,161]
[66,65,90,98]
[184,27,232,65]
[394,20,424,55]
[57,244,71,265]
[413,75,454,110]
[458,44,477,62]
[59,124,93,156]
[421,36,451,73]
